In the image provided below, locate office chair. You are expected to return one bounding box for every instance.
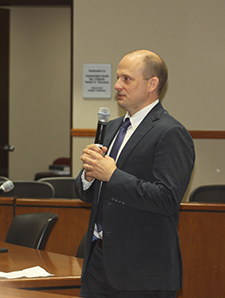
[34,157,70,180]
[52,157,70,165]
[38,177,77,198]
[0,176,10,186]
[5,212,58,250]
[76,231,87,258]
[189,185,225,203]
[0,180,55,198]
[0,176,9,181]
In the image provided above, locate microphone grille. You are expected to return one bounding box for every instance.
[98,107,110,123]
[1,180,14,193]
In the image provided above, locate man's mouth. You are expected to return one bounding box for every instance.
[117,93,125,100]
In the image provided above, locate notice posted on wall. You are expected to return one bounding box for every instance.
[83,64,111,98]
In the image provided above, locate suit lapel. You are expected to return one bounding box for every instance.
[116,102,165,168]
[102,102,165,168]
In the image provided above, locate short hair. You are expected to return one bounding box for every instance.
[127,50,168,96]
[142,53,168,96]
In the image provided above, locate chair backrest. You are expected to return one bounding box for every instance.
[38,177,77,198]
[189,185,225,203]
[5,212,58,250]
[0,176,10,186]
[53,157,70,165]
[0,181,55,198]
[0,176,9,181]
[76,231,87,258]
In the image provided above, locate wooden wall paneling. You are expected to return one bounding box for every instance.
[15,198,91,256]
[0,197,14,241]
[177,203,225,298]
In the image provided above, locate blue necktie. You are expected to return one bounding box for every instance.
[96,118,131,233]
[109,118,131,160]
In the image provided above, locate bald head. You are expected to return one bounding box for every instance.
[125,50,168,96]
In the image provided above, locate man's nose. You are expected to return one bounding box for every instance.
[114,78,121,90]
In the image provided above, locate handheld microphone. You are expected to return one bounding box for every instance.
[0,180,14,194]
[94,107,110,148]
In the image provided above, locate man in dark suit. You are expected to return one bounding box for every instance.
[75,49,195,298]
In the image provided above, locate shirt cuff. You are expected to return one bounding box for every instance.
[81,170,95,190]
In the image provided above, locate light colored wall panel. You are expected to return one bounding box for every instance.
[9,7,71,180]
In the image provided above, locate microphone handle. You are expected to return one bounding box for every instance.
[95,121,107,148]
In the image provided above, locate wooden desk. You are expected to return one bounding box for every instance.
[0,286,79,298]
[177,202,225,298]
[0,241,82,296]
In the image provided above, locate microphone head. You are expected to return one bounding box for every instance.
[0,180,14,193]
[98,107,110,123]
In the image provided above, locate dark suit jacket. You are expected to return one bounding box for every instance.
[75,101,195,291]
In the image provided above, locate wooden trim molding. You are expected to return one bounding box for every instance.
[71,129,225,139]
[189,131,225,139]
[71,129,96,137]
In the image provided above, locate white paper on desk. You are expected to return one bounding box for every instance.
[0,266,53,279]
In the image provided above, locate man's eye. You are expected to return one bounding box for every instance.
[116,76,131,83]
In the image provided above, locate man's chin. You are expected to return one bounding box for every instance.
[117,101,127,113]
[117,98,125,105]
[117,100,124,108]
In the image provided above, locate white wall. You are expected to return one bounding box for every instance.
[8,7,71,180]
[72,0,225,201]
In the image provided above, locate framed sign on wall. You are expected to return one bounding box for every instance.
[83,63,111,99]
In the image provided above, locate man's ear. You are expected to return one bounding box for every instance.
[148,77,159,93]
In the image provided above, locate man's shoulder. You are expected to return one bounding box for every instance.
[151,102,188,130]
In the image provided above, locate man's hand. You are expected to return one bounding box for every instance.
[81,144,117,182]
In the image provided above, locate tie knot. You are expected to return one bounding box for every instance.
[121,118,131,130]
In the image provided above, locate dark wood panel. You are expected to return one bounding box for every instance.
[15,198,91,256]
[0,198,14,241]
[0,8,10,177]
[177,203,225,298]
